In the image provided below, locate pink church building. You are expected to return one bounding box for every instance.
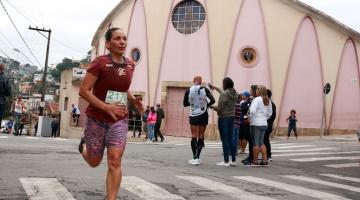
[89,0,360,138]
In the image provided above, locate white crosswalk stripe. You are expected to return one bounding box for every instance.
[320,174,360,183]
[271,147,337,153]
[271,143,296,146]
[284,175,360,193]
[272,145,314,149]
[0,136,8,139]
[273,151,360,157]
[290,156,360,162]
[325,163,360,168]
[233,176,351,200]
[122,176,185,200]
[177,176,275,200]
[19,178,75,200]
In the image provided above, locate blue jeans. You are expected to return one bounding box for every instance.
[147,124,155,141]
[218,117,236,163]
[233,127,240,154]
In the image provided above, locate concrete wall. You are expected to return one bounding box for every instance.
[59,69,83,138]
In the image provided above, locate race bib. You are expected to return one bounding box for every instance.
[105,90,127,106]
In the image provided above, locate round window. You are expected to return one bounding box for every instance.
[131,48,141,63]
[172,0,206,35]
[239,47,259,67]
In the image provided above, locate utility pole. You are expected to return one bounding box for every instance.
[29,26,51,116]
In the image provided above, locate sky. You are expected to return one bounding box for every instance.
[0,0,359,69]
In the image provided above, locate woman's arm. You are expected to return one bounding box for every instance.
[79,73,127,121]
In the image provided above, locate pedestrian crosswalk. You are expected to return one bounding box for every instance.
[233,176,351,200]
[19,173,360,200]
[132,140,360,170]
[122,176,185,200]
[177,176,275,200]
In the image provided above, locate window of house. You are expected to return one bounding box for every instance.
[239,47,259,67]
[131,48,141,64]
[172,0,206,35]
[64,97,68,111]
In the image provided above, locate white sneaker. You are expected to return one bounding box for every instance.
[194,159,201,165]
[216,161,230,167]
[230,161,237,167]
[188,159,196,165]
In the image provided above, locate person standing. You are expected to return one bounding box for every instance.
[0,63,11,127]
[78,27,143,200]
[51,119,59,138]
[242,89,255,166]
[233,93,242,154]
[209,77,237,167]
[239,91,251,155]
[183,76,215,165]
[249,85,273,167]
[287,109,298,139]
[11,95,27,136]
[72,104,81,126]
[264,89,276,161]
[154,104,165,142]
[146,106,157,143]
[142,106,149,139]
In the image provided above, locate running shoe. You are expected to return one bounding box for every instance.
[230,161,237,167]
[268,156,273,161]
[78,137,85,153]
[194,159,201,165]
[188,159,196,165]
[216,161,230,167]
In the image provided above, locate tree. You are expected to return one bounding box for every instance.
[80,50,91,65]
[50,57,81,81]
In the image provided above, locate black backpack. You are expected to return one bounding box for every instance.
[0,74,11,97]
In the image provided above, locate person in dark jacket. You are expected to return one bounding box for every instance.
[0,64,11,127]
[264,89,276,161]
[154,104,165,142]
[51,119,59,138]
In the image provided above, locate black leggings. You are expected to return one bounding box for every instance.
[288,125,297,137]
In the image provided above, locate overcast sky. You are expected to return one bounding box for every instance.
[0,0,359,69]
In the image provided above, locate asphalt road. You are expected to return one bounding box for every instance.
[0,134,359,200]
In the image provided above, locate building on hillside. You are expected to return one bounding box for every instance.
[59,67,89,138]
[89,0,360,138]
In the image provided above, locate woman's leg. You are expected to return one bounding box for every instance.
[259,126,268,162]
[252,126,260,164]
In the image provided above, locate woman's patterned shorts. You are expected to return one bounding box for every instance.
[84,117,128,157]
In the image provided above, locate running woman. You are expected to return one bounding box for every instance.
[78,27,143,200]
[183,76,215,165]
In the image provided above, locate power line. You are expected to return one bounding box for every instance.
[0,48,11,58]
[4,0,36,25]
[13,48,37,66]
[0,0,42,67]
[4,0,87,54]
